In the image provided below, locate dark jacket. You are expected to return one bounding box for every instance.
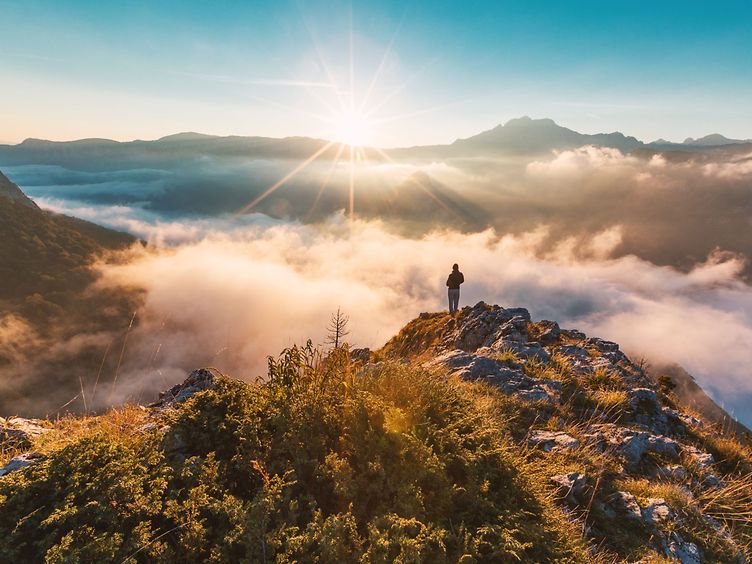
[446,270,464,289]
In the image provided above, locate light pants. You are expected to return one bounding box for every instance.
[448,289,460,314]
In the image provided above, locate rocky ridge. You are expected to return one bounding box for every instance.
[374,302,750,562]
[2,302,750,562]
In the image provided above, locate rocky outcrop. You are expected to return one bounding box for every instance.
[528,430,579,452]
[428,349,561,403]
[0,452,43,477]
[149,368,217,408]
[379,303,749,562]
[0,417,51,448]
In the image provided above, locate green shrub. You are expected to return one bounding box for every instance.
[0,344,589,562]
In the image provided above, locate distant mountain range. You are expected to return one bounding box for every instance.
[2,117,751,170]
[649,132,752,148]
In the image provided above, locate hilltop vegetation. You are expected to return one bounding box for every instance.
[0,346,589,562]
[2,304,750,562]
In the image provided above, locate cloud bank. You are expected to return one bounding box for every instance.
[92,216,752,426]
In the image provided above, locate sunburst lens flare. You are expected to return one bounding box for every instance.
[332,109,373,147]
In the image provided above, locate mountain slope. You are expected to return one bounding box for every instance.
[683,133,752,146]
[2,303,749,562]
[0,171,140,415]
[0,170,134,300]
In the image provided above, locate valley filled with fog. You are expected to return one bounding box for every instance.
[2,119,752,425]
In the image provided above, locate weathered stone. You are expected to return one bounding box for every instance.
[560,329,587,341]
[683,445,714,470]
[0,417,51,448]
[678,413,704,429]
[536,320,561,345]
[528,430,579,452]
[592,424,679,466]
[653,464,687,482]
[350,348,371,363]
[491,339,550,363]
[431,350,560,403]
[627,388,670,435]
[666,532,701,564]
[703,474,724,489]
[612,491,642,521]
[642,498,674,525]
[551,472,588,505]
[0,452,43,477]
[151,368,217,407]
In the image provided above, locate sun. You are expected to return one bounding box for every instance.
[332,109,373,147]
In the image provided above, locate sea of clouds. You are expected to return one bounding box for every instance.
[4,145,752,425]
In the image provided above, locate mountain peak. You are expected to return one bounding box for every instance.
[682,133,749,146]
[157,132,220,142]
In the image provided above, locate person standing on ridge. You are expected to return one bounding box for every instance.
[446,263,464,315]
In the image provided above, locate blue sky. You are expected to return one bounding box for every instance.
[1,0,751,145]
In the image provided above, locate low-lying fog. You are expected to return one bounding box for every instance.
[3,144,752,425]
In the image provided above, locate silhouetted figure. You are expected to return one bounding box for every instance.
[446,263,464,315]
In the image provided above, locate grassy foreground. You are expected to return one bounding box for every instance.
[0,344,590,563]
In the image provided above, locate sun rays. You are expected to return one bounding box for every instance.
[233,13,419,225]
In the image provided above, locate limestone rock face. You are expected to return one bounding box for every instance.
[0,452,43,477]
[528,430,579,452]
[150,368,217,407]
[0,417,51,448]
[429,349,560,403]
[550,472,588,505]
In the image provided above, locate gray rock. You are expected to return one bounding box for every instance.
[593,424,679,466]
[642,498,675,525]
[491,339,550,363]
[560,329,587,341]
[431,349,560,403]
[557,345,591,361]
[350,348,371,363]
[584,337,620,353]
[678,413,704,429]
[654,464,687,482]
[703,474,724,489]
[683,445,715,470]
[536,320,561,345]
[551,472,588,505]
[0,452,43,477]
[612,490,642,521]
[666,532,701,564]
[627,388,670,435]
[151,368,217,407]
[0,417,51,448]
[529,430,579,452]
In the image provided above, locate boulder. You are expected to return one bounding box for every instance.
[0,452,43,477]
[431,350,560,403]
[666,532,701,564]
[642,498,675,526]
[592,424,679,466]
[0,417,51,448]
[683,445,714,470]
[350,348,371,363]
[612,491,642,521]
[528,430,579,452]
[626,388,670,435]
[536,320,561,345]
[550,472,588,505]
[151,368,217,407]
[442,303,532,352]
[490,339,550,363]
[584,337,620,353]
